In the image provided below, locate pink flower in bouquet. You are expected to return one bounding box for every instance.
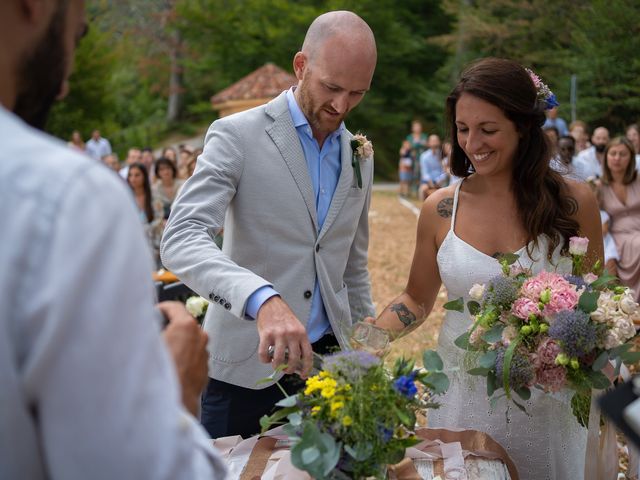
[521,271,570,300]
[535,337,562,366]
[583,272,598,284]
[469,324,487,347]
[501,324,519,345]
[569,236,589,256]
[543,288,579,317]
[511,297,540,320]
[509,264,527,276]
[535,365,567,392]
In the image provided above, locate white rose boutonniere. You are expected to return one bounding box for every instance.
[350,133,373,189]
[185,296,209,324]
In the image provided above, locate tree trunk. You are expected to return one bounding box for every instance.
[167,29,183,123]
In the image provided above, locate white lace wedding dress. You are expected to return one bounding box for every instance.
[429,180,587,480]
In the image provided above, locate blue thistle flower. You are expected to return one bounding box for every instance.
[564,275,591,292]
[393,372,418,398]
[548,310,596,358]
[495,347,535,390]
[482,275,519,308]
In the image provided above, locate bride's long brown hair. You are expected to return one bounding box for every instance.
[446,57,579,255]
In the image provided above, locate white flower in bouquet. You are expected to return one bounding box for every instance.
[619,291,638,315]
[468,283,485,301]
[186,296,208,319]
[590,307,609,324]
[501,324,519,346]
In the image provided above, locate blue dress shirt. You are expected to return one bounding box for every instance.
[419,149,446,185]
[245,88,344,343]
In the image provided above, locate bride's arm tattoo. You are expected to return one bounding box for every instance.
[390,303,416,327]
[437,198,454,218]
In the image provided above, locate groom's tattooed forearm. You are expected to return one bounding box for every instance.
[390,303,416,327]
[566,196,578,216]
[437,198,454,218]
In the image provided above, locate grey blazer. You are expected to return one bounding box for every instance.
[161,91,374,388]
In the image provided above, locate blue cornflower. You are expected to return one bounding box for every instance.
[377,425,393,442]
[483,275,519,308]
[393,372,418,398]
[564,275,591,292]
[549,310,596,358]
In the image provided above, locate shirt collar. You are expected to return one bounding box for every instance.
[286,87,345,139]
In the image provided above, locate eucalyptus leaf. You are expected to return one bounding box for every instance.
[620,351,640,365]
[423,350,444,371]
[497,252,520,265]
[589,274,618,289]
[275,395,298,408]
[592,351,610,371]
[444,297,465,313]
[467,300,481,316]
[511,398,531,416]
[425,371,449,394]
[301,446,320,465]
[614,357,622,378]
[287,412,302,426]
[502,338,521,399]
[454,332,471,350]
[587,369,612,390]
[487,370,498,397]
[482,324,504,343]
[610,343,633,357]
[578,290,599,313]
[514,386,531,401]
[479,350,498,369]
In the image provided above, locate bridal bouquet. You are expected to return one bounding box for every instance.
[260,349,449,479]
[445,237,640,426]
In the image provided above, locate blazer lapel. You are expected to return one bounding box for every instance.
[318,131,353,240]
[265,95,319,232]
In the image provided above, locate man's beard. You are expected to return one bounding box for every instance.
[13,4,68,130]
[297,80,345,137]
[595,143,607,153]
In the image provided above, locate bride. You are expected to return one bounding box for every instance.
[371,58,603,479]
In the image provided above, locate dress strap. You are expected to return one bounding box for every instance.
[450,179,464,232]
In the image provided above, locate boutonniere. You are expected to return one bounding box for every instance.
[350,133,373,189]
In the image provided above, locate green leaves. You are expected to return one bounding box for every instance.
[290,423,341,480]
[454,332,471,350]
[479,350,498,369]
[444,297,464,312]
[482,324,504,343]
[423,350,444,371]
[578,291,599,314]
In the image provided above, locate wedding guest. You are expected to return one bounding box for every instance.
[398,140,413,197]
[370,58,602,479]
[119,146,141,179]
[102,152,120,173]
[550,135,580,180]
[406,120,428,197]
[128,163,164,264]
[626,123,640,167]
[162,10,377,439]
[85,129,112,161]
[141,147,156,182]
[542,105,568,136]
[153,157,184,219]
[419,134,446,200]
[162,146,178,165]
[68,129,85,152]
[599,137,640,300]
[569,120,590,153]
[574,126,610,180]
[543,125,559,157]
[0,1,226,478]
[178,144,194,178]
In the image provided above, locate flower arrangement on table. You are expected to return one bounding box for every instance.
[260,349,449,479]
[445,236,640,426]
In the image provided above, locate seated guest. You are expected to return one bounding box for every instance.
[626,123,640,168]
[550,135,581,180]
[119,147,141,180]
[153,157,184,219]
[574,126,609,180]
[128,163,164,263]
[599,137,640,300]
[419,134,447,200]
[398,140,413,197]
[542,106,568,136]
[569,120,590,153]
[162,146,178,165]
[102,153,120,174]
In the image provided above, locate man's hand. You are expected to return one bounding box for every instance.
[256,296,312,378]
[158,301,209,416]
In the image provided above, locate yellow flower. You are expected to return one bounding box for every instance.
[330,400,344,415]
[321,386,336,398]
[311,406,321,415]
[342,416,353,427]
[319,371,331,379]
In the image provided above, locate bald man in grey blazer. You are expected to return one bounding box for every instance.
[161,10,377,438]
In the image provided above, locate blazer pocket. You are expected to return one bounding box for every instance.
[335,283,350,323]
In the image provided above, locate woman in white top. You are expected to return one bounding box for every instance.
[371,58,603,479]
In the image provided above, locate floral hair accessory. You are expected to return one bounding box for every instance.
[350,133,373,189]
[525,68,559,111]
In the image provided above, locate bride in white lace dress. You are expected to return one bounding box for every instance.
[372,58,603,479]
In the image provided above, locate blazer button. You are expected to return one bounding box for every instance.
[224,303,231,310]
[213,295,220,302]
[218,298,225,305]
[315,244,320,252]
[304,290,312,299]
[209,293,214,300]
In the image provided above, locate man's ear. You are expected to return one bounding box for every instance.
[292,52,306,81]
